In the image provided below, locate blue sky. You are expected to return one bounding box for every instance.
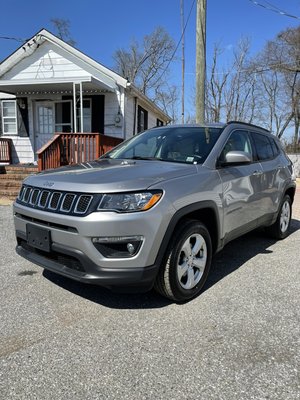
[1,0,300,116]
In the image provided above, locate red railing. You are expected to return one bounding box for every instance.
[0,138,12,163]
[37,133,123,172]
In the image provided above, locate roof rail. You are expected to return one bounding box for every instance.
[227,121,270,133]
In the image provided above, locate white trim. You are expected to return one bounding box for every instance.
[80,82,83,133]
[73,82,77,133]
[1,99,18,135]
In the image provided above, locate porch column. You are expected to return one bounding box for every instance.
[79,82,83,133]
[72,82,84,133]
[73,82,77,133]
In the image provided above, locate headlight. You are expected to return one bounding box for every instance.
[97,191,162,212]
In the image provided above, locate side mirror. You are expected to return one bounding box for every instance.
[220,151,252,166]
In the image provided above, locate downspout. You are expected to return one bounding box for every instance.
[133,96,137,136]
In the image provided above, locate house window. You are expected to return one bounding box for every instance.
[1,100,17,135]
[157,119,164,127]
[137,106,148,133]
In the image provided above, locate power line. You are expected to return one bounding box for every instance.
[0,35,28,42]
[206,61,300,77]
[156,0,196,83]
[248,0,300,20]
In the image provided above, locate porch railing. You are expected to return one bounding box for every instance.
[37,133,123,172]
[0,138,12,164]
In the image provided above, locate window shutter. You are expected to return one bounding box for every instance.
[0,102,2,137]
[17,98,29,137]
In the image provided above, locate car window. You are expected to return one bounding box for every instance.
[252,132,274,161]
[270,138,280,157]
[219,130,253,162]
[104,127,223,164]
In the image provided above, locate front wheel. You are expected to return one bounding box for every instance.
[154,220,212,302]
[266,195,292,239]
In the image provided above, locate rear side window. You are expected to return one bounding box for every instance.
[270,138,280,156]
[252,132,274,161]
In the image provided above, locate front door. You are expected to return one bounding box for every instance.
[35,101,72,152]
[35,101,54,152]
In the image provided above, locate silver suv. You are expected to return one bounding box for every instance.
[14,122,296,302]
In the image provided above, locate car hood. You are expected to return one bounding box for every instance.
[24,159,198,192]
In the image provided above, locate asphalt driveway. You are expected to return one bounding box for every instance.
[0,205,299,400]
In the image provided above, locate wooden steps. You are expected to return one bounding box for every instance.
[0,165,38,201]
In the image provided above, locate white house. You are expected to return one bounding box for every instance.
[0,29,170,165]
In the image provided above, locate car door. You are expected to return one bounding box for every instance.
[250,131,283,217]
[217,129,264,240]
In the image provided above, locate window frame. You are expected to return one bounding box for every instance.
[137,105,148,133]
[156,118,164,127]
[1,100,18,135]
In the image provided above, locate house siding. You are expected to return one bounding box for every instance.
[125,96,136,138]
[1,136,33,164]
[104,92,124,138]
[2,42,89,81]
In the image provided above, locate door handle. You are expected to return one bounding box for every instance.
[252,170,263,176]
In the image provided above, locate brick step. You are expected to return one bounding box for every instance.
[3,166,38,175]
[0,180,23,189]
[0,188,19,199]
[0,174,29,180]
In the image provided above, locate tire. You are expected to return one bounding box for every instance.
[266,195,292,239]
[154,219,212,302]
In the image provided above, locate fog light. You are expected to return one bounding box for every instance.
[92,236,143,258]
[127,243,135,255]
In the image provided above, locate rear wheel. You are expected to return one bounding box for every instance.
[266,195,292,239]
[155,220,212,302]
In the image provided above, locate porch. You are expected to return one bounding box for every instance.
[0,132,122,171]
[0,133,123,200]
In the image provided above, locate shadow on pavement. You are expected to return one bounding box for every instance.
[43,219,300,309]
[204,218,300,293]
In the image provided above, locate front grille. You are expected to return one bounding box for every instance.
[61,194,76,212]
[75,195,93,214]
[49,192,62,210]
[30,189,40,205]
[38,191,50,208]
[16,185,94,216]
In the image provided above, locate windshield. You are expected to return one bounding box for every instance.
[102,126,223,164]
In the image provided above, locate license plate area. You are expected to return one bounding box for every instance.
[26,224,51,252]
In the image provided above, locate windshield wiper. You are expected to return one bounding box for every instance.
[129,156,163,161]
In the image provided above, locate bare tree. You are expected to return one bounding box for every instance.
[155,85,179,123]
[253,26,300,141]
[224,38,256,122]
[113,27,178,119]
[51,18,76,47]
[206,44,229,122]
[206,38,258,124]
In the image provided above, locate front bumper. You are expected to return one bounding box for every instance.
[14,201,173,292]
[16,231,158,292]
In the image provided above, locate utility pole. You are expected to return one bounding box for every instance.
[181,0,185,124]
[195,0,207,123]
